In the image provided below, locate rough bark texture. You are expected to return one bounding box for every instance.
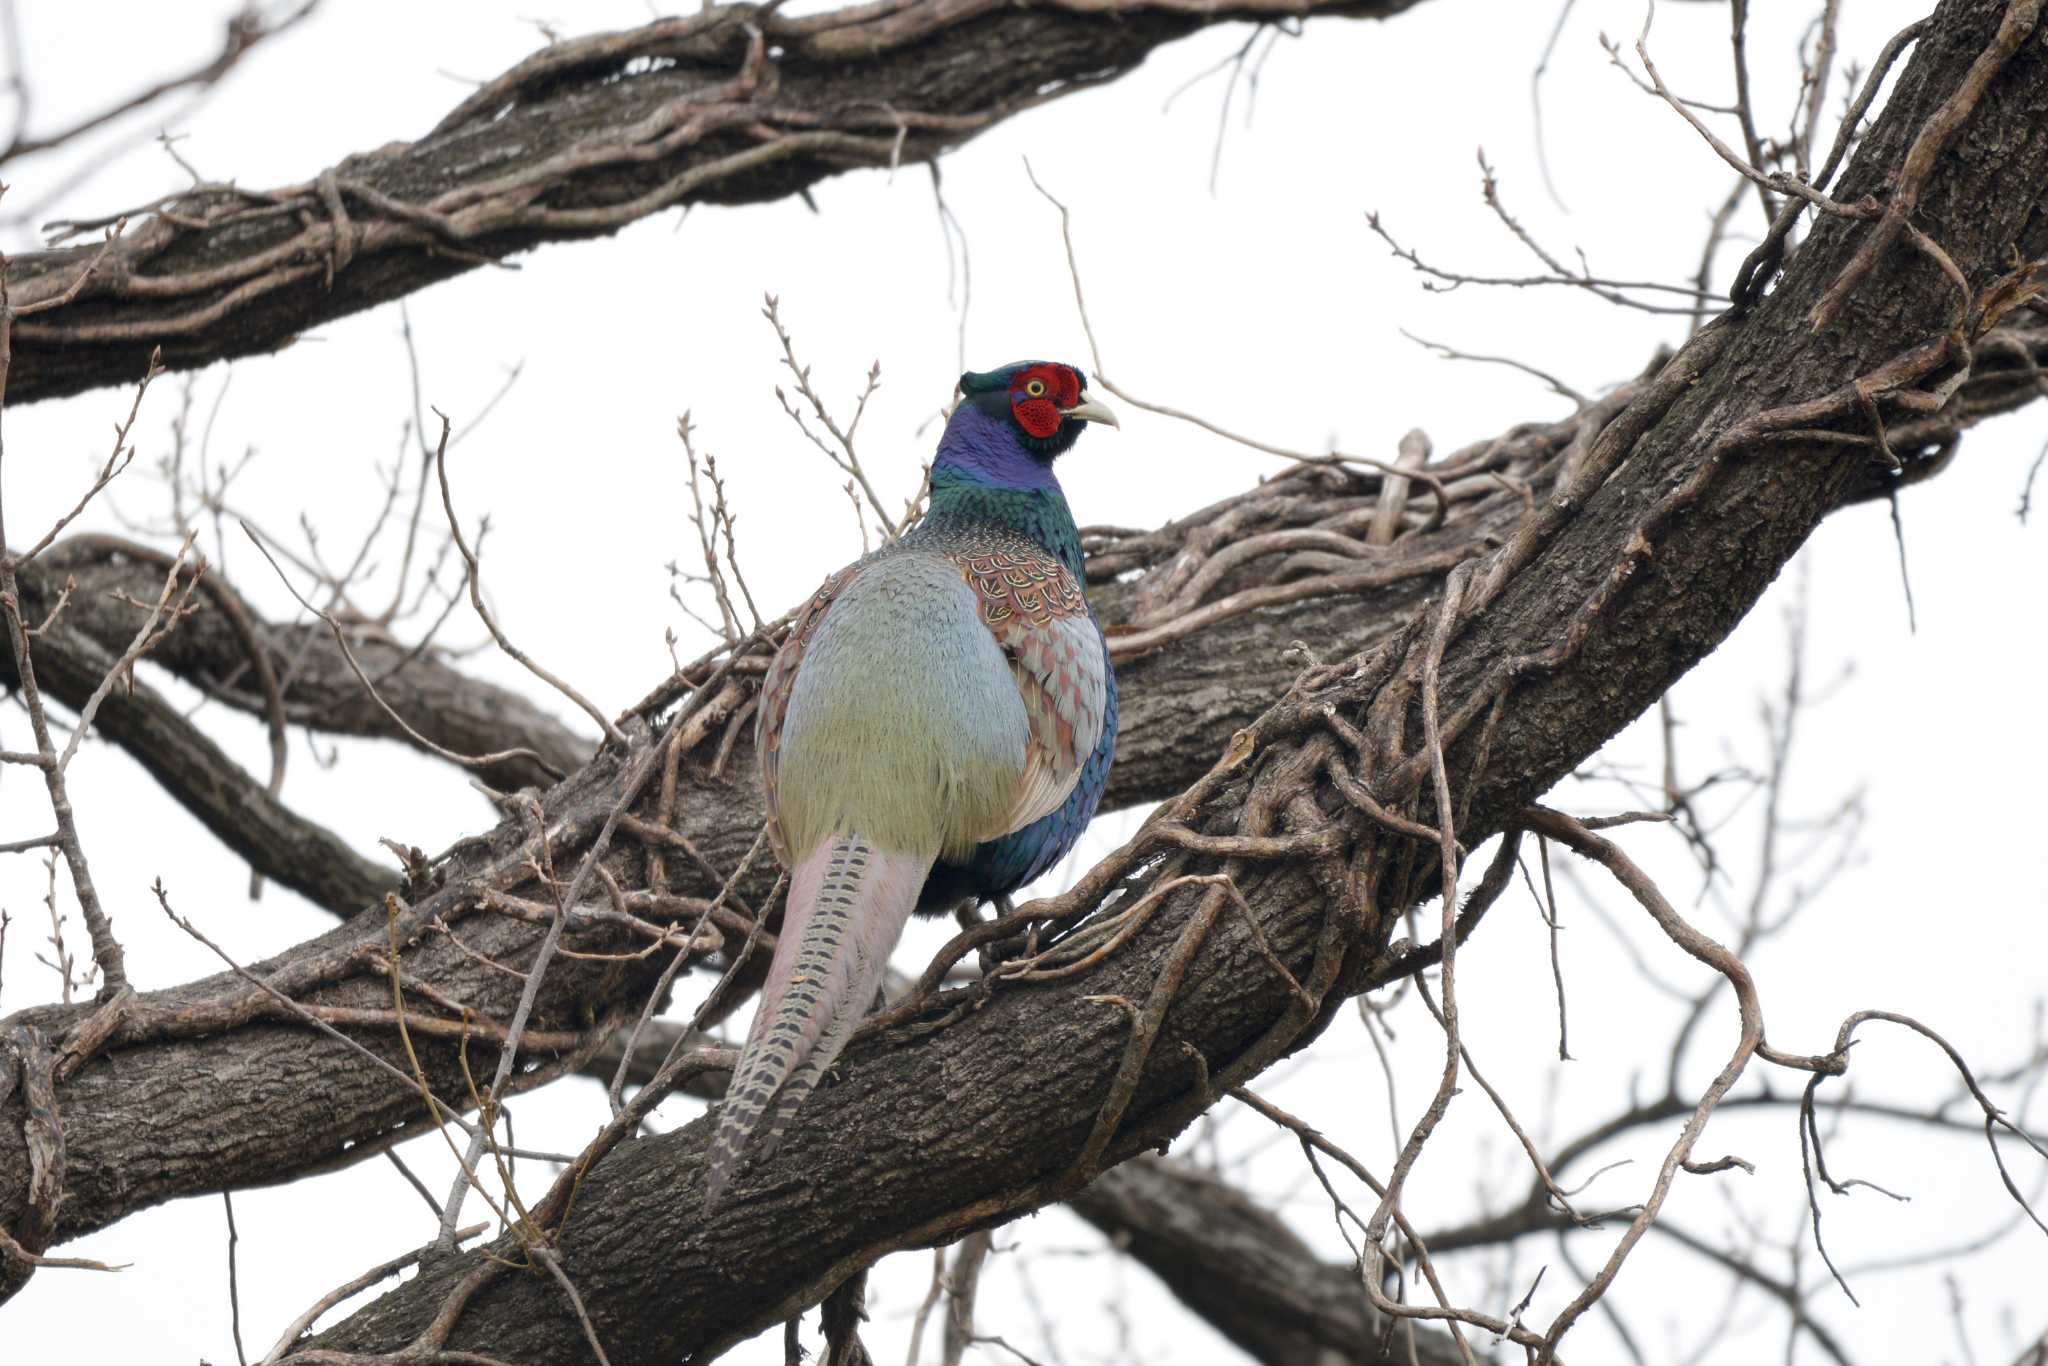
[0,0,1420,409]
[0,572,402,916]
[18,537,594,790]
[0,466,1481,1249]
[15,310,2032,1257]
[0,0,2040,1360]
[1072,1157,1466,1366]
[272,2,2046,1357]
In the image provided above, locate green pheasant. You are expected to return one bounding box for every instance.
[705,360,1119,1204]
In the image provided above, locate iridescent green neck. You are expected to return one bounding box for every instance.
[919,471,1086,583]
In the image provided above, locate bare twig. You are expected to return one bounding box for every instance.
[259,1224,490,1363]
[1027,161,1459,514]
[431,409,627,746]
[765,296,906,540]
[0,5,312,169]
[241,524,568,781]
[1808,0,2045,329]
[0,237,148,1000]
[223,1191,248,1366]
[53,530,202,774]
[940,1230,995,1366]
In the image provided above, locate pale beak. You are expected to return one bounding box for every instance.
[1061,392,1120,429]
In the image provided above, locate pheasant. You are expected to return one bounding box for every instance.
[703,360,1119,1205]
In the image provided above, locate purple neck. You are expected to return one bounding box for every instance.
[932,402,1061,493]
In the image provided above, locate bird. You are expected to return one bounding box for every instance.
[703,359,1120,1206]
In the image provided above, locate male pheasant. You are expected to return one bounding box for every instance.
[703,360,1119,1205]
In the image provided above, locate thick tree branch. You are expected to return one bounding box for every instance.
[0,5,2041,1358]
[590,1023,1467,1362]
[266,2,2048,1356]
[18,538,592,791]
[7,306,2041,925]
[3,276,2044,1271]
[0,565,398,917]
[1,0,1423,408]
[1071,1156,1467,1366]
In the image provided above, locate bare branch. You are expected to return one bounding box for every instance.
[0,0,1430,408]
[431,410,626,747]
[0,5,312,169]
[241,525,570,785]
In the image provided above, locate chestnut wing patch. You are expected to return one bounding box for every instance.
[954,546,1108,838]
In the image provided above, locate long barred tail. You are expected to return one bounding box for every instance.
[702,831,928,1208]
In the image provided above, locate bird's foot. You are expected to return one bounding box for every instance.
[975,897,1040,976]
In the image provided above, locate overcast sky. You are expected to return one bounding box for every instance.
[3,2,2045,1363]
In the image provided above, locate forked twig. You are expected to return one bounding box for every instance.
[430,409,626,746]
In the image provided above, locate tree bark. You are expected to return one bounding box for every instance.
[0,0,2041,1358]
[0,0,1423,409]
[275,2,2048,1357]
[0,570,402,916]
[12,296,2042,1261]
[1072,1157,1468,1366]
[15,537,593,791]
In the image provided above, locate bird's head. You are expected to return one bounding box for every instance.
[936,361,1119,489]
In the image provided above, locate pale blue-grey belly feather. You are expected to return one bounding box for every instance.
[774,555,1028,863]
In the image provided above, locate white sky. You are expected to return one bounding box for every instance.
[2,2,2044,1363]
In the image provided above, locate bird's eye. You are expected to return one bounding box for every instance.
[1025,379,1047,397]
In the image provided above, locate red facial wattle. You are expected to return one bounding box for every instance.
[1009,364,1082,439]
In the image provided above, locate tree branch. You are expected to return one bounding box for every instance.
[3,291,2044,1279]
[1071,1156,1467,1366]
[270,2,2048,1355]
[20,537,591,792]
[1,0,1425,409]
[0,8,2043,1359]
[0,590,399,916]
